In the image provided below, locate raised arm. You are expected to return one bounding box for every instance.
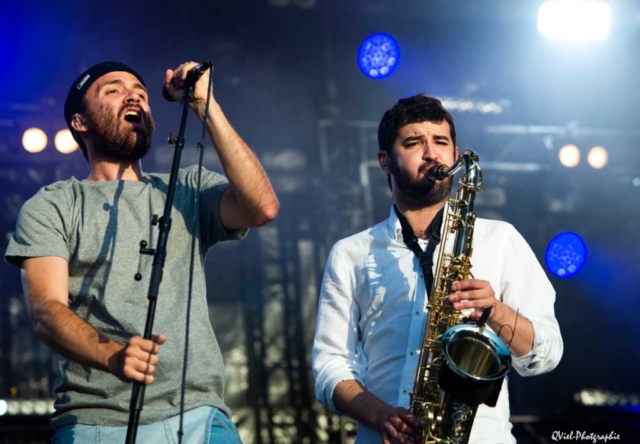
[164,62,280,230]
[21,256,164,384]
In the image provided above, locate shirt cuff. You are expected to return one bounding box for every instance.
[510,318,548,373]
[319,370,365,415]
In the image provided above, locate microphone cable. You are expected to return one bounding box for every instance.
[177,63,215,444]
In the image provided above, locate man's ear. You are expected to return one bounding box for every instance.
[454,146,459,159]
[70,114,87,132]
[378,150,392,173]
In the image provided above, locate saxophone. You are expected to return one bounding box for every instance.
[409,151,512,444]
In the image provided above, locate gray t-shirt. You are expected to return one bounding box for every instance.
[5,165,246,429]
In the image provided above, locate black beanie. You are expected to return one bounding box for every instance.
[64,61,146,134]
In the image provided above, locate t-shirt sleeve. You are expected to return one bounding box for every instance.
[5,185,72,267]
[187,166,248,249]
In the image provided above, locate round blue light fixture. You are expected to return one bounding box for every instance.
[357,33,400,79]
[545,232,587,278]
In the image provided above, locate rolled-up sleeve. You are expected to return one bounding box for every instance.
[312,244,367,414]
[502,225,564,376]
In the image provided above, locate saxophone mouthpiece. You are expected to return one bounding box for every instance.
[429,164,450,181]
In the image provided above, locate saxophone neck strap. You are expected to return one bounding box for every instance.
[393,204,445,302]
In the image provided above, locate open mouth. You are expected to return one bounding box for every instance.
[123,109,143,124]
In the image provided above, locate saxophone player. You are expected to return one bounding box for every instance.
[311,94,563,444]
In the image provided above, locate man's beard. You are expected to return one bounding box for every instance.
[390,158,453,207]
[85,104,155,162]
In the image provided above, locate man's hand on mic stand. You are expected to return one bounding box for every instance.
[163,61,214,119]
[163,60,279,231]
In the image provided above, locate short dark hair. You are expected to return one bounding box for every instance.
[377,94,456,154]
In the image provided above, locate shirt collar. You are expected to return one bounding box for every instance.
[386,204,440,248]
[386,205,404,243]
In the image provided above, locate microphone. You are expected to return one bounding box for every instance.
[162,60,213,102]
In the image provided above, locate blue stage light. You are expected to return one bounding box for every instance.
[545,232,587,278]
[357,33,400,79]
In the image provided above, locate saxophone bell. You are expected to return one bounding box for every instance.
[439,324,511,408]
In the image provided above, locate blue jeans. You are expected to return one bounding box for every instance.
[51,406,242,444]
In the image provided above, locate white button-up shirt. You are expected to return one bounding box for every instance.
[312,206,563,444]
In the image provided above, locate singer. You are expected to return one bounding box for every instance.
[4,61,279,443]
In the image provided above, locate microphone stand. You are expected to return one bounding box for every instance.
[125,77,197,444]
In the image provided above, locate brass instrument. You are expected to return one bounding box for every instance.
[410,151,511,444]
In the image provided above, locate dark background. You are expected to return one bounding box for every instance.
[1,0,639,442]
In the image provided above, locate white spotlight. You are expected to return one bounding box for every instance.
[7,400,19,415]
[19,400,34,415]
[22,128,48,153]
[33,400,49,415]
[54,129,78,154]
[538,1,612,42]
[0,400,7,416]
[587,145,608,169]
[559,144,580,167]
